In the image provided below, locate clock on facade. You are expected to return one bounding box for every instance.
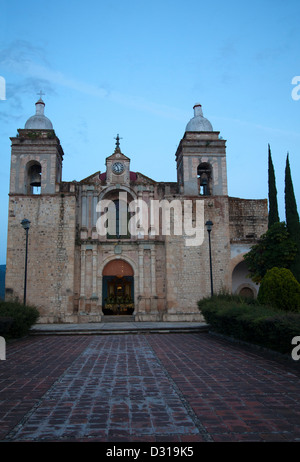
[112,162,125,175]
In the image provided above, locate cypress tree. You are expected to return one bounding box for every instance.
[268,144,279,228]
[285,153,300,282]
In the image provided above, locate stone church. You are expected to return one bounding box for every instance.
[5,98,268,323]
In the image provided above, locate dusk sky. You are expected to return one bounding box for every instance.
[1,0,300,264]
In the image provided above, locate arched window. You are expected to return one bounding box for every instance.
[107,199,130,239]
[26,161,42,195]
[100,190,133,239]
[197,162,212,196]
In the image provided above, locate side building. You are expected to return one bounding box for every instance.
[5,100,268,323]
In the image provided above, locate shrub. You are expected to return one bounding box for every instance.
[257,313,300,353]
[0,301,40,339]
[198,294,300,354]
[258,267,300,312]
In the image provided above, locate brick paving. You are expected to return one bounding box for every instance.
[0,332,300,442]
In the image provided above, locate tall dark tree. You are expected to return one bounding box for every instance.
[285,153,300,282]
[268,144,279,228]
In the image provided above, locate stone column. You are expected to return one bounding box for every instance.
[92,246,97,297]
[92,196,98,228]
[138,246,144,294]
[81,195,87,227]
[151,247,156,296]
[79,245,86,312]
[80,245,86,297]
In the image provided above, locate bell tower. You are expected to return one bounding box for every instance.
[6,97,76,322]
[176,104,228,196]
[105,134,131,186]
[9,97,63,195]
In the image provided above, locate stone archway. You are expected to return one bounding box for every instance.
[232,259,258,298]
[102,259,134,315]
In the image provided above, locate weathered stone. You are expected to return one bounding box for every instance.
[5,101,268,323]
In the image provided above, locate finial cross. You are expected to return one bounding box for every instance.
[114,134,123,149]
[37,90,45,99]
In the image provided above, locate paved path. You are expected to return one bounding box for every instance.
[0,332,300,442]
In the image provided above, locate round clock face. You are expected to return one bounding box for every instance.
[112,162,125,175]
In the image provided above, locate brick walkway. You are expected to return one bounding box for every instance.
[0,333,300,442]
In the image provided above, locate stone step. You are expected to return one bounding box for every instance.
[102,315,135,323]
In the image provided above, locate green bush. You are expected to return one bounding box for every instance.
[198,295,300,354]
[0,301,40,339]
[258,267,300,312]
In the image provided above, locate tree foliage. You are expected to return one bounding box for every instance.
[243,222,297,283]
[285,154,300,282]
[268,145,279,228]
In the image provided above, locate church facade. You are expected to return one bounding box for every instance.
[5,99,268,323]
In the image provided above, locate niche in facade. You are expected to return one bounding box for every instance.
[197,162,212,196]
[26,161,42,195]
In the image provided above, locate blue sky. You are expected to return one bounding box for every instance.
[0,0,300,264]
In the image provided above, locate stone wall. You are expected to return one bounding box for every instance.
[229,197,268,242]
[5,193,76,323]
[162,196,231,321]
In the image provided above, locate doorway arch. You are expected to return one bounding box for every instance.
[102,259,134,315]
[232,260,258,298]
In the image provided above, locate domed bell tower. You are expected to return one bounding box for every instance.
[9,97,63,195]
[6,97,76,322]
[176,104,227,197]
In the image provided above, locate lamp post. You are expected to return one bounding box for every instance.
[21,219,30,305]
[205,220,214,297]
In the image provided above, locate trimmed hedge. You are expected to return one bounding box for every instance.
[0,301,39,339]
[198,294,300,355]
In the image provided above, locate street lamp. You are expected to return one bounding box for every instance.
[21,219,30,305]
[205,220,214,297]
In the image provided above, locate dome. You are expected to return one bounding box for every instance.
[24,98,53,130]
[185,104,213,132]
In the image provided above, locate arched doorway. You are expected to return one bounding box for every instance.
[238,286,255,298]
[232,260,258,298]
[102,259,134,315]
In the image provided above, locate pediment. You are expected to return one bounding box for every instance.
[106,151,130,163]
[79,171,101,184]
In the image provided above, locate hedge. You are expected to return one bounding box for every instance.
[198,295,300,355]
[0,301,40,339]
